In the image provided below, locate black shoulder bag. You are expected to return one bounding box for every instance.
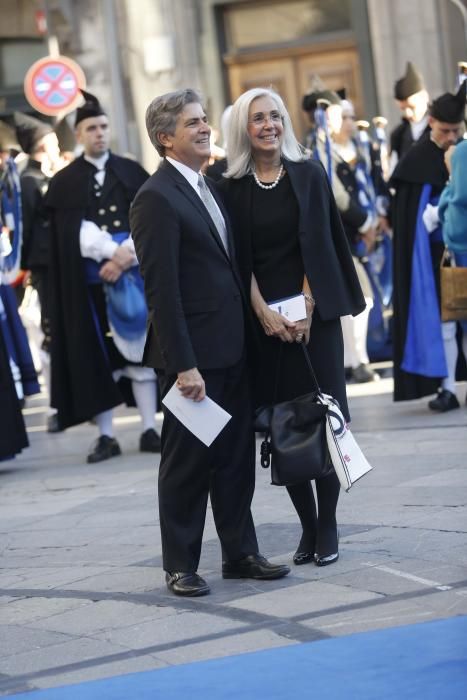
[254,344,334,486]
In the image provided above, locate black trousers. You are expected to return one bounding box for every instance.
[157,359,258,573]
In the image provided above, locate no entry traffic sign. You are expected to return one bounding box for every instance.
[24,55,86,116]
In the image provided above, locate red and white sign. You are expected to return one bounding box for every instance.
[24,55,86,117]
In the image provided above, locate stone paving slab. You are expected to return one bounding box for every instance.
[27,600,178,635]
[155,628,297,666]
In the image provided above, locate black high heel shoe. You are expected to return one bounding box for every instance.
[293,550,315,565]
[315,530,339,567]
[293,533,316,566]
[314,551,339,567]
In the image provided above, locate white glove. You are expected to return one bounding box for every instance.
[422,204,440,234]
[79,220,118,261]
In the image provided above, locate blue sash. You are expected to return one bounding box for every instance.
[0,158,22,282]
[84,232,147,361]
[0,284,40,396]
[313,107,333,185]
[401,185,447,377]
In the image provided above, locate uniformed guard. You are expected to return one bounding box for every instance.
[15,112,62,431]
[47,90,161,462]
[389,62,431,173]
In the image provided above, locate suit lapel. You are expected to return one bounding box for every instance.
[161,161,231,262]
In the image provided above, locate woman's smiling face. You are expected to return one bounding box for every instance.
[247,95,284,158]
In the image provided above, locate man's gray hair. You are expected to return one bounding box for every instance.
[145,88,204,157]
[225,87,306,179]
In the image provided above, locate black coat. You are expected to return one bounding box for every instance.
[46,153,149,429]
[130,159,246,375]
[217,159,365,322]
[0,326,28,459]
[390,118,431,162]
[20,158,51,270]
[390,135,448,401]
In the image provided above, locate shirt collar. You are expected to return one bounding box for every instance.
[166,156,200,191]
[84,151,110,171]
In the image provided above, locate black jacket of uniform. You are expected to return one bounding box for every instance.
[390,118,431,162]
[20,158,51,270]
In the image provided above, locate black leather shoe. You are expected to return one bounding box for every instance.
[222,554,290,580]
[428,389,460,412]
[87,436,121,464]
[315,552,339,567]
[165,572,210,597]
[352,363,379,383]
[139,428,162,453]
[46,413,63,433]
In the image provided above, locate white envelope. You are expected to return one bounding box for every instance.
[162,383,232,447]
[267,293,307,322]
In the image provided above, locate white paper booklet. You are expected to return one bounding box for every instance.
[162,383,232,447]
[267,293,306,322]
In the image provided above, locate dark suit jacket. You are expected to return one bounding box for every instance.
[130,159,245,374]
[217,159,366,322]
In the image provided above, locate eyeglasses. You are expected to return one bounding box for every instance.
[249,112,283,126]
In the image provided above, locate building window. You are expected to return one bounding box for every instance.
[224,0,351,52]
[0,40,48,88]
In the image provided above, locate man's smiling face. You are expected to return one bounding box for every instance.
[160,102,211,171]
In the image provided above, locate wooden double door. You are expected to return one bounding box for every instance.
[225,42,363,142]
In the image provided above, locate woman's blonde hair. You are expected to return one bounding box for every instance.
[225,87,306,179]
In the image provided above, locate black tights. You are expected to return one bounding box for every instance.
[286,471,340,556]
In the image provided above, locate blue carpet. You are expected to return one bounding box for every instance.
[10,616,467,699]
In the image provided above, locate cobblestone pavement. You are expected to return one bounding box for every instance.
[1,376,466,695]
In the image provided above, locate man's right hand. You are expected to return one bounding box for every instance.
[176,367,206,402]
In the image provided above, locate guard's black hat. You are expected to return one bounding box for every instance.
[14,112,53,154]
[429,81,466,123]
[75,89,106,127]
[302,89,341,113]
[394,62,425,100]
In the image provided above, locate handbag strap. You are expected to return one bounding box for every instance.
[271,341,321,404]
[300,343,321,392]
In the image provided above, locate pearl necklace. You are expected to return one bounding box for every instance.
[252,163,284,190]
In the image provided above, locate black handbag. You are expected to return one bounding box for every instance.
[254,344,333,486]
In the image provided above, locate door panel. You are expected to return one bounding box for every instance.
[225,45,363,143]
[228,58,300,132]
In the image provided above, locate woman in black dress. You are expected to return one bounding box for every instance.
[219,88,365,566]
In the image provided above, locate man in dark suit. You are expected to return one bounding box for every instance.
[130,88,289,597]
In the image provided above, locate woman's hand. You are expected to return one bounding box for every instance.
[258,306,296,343]
[293,299,314,344]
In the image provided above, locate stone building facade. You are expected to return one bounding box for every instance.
[0,0,465,169]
